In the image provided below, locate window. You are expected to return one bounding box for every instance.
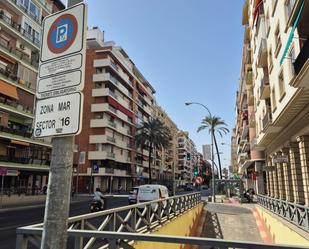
[285,0,296,21]
[268,48,273,73]
[20,0,30,9]
[288,46,296,78]
[29,2,40,20]
[278,71,285,101]
[274,24,282,57]
[271,87,277,110]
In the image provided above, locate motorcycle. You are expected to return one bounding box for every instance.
[90,199,104,212]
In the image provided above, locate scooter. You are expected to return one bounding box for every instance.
[90,200,104,212]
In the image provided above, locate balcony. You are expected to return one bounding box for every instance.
[0,126,51,147]
[0,68,36,94]
[262,112,272,131]
[260,76,270,99]
[0,97,34,119]
[90,119,116,129]
[0,154,50,166]
[6,0,41,25]
[0,12,40,49]
[93,73,131,99]
[0,37,39,70]
[257,39,267,67]
[245,70,253,85]
[88,151,116,160]
[93,59,133,89]
[294,39,309,75]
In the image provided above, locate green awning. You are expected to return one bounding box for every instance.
[280,0,305,65]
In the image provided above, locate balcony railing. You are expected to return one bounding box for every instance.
[0,67,36,93]
[257,38,267,67]
[260,75,270,99]
[0,125,51,147]
[0,37,39,68]
[107,152,115,159]
[7,0,41,24]
[0,12,40,48]
[0,96,34,118]
[0,155,50,166]
[262,112,272,131]
[294,39,309,75]
[106,136,116,143]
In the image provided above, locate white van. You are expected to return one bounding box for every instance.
[136,184,169,203]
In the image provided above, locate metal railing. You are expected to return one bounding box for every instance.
[16,192,201,249]
[0,12,40,47]
[257,194,309,233]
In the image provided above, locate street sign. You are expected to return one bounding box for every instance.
[37,70,82,99]
[40,3,86,62]
[34,92,83,137]
[273,155,289,163]
[37,3,87,99]
[195,176,203,185]
[92,164,99,174]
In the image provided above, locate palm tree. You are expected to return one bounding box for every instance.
[136,118,171,183]
[197,115,229,179]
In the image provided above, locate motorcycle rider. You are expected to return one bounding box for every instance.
[93,187,104,209]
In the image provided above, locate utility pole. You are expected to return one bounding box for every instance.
[172,162,176,196]
[211,128,216,203]
[40,1,84,248]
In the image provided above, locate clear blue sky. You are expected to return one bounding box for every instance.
[70,0,244,169]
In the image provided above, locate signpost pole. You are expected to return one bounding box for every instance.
[0,174,4,208]
[40,1,84,248]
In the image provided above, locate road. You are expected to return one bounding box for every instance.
[0,196,128,249]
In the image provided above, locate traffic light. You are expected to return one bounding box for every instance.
[193,166,198,176]
[187,153,191,161]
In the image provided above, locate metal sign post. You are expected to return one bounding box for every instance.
[39,1,86,249]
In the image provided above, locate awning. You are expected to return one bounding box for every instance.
[280,0,305,65]
[11,139,30,146]
[253,0,263,26]
[0,80,19,100]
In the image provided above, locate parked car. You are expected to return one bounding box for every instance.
[128,187,139,205]
[136,184,169,203]
[185,184,195,191]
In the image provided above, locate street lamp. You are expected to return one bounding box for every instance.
[185,102,216,203]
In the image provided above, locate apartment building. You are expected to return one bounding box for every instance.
[238,0,309,205]
[177,131,197,184]
[75,27,156,192]
[154,105,180,182]
[0,0,64,194]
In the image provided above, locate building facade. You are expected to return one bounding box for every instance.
[154,105,180,183]
[0,0,64,195]
[236,0,309,205]
[75,27,156,192]
[177,131,197,185]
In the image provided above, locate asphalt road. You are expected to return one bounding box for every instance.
[0,196,128,249]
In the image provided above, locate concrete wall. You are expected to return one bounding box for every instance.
[256,206,309,246]
[133,203,204,249]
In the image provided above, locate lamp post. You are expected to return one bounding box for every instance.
[185,102,216,203]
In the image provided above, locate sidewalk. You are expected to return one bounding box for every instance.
[199,202,263,248]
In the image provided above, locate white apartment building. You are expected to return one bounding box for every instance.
[242,0,309,205]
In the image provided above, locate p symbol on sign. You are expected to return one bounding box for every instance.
[56,24,68,43]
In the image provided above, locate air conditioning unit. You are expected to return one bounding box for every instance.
[20,44,25,50]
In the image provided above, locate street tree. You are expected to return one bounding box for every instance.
[197,115,229,179]
[135,118,171,183]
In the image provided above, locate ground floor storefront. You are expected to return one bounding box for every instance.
[0,168,49,195]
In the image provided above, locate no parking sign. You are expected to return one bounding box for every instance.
[41,3,86,62]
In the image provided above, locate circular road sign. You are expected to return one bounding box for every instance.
[47,13,78,54]
[195,176,203,185]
